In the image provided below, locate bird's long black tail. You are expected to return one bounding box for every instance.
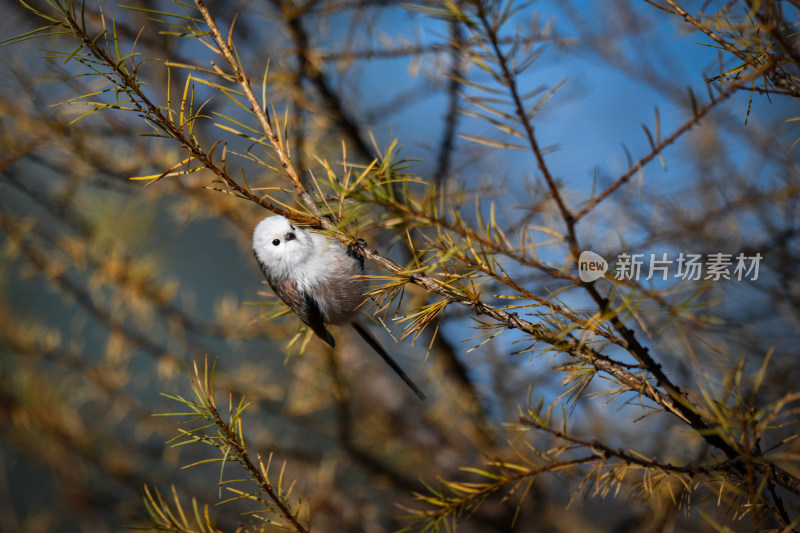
[351,321,426,401]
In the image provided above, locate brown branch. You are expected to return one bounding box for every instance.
[434,20,465,186]
[458,4,800,508]
[356,239,701,423]
[522,416,797,530]
[663,0,799,97]
[316,34,575,61]
[520,416,723,476]
[474,4,574,227]
[748,0,800,97]
[360,193,581,283]
[61,9,296,222]
[204,392,308,532]
[432,240,622,344]
[570,64,782,469]
[430,7,731,460]
[409,455,599,523]
[664,0,761,68]
[193,0,319,215]
[271,0,374,162]
[574,79,741,221]
[665,0,800,97]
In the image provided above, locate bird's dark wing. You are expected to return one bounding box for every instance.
[303,291,336,347]
[256,253,336,347]
[266,275,335,347]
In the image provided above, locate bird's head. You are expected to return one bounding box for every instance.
[252,215,313,277]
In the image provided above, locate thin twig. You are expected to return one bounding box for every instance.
[664,0,760,68]
[474,4,574,226]
[194,0,319,215]
[433,20,464,187]
[206,396,308,532]
[61,8,293,220]
[574,79,741,221]
[521,416,737,476]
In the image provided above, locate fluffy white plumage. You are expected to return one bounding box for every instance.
[253,215,367,343]
[253,216,340,288]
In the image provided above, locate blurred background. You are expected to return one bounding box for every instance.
[1,0,799,531]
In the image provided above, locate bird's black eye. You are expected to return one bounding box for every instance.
[272,239,280,246]
[285,232,296,242]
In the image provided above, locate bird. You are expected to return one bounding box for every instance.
[252,215,426,400]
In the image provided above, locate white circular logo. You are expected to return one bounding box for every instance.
[578,251,608,282]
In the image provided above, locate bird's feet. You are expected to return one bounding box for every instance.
[347,238,368,268]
